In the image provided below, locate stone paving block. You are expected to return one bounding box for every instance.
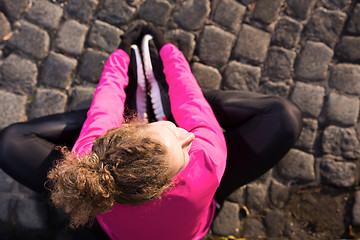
[286,0,318,20]
[1,53,37,94]
[253,0,284,24]
[336,36,360,62]
[223,61,261,91]
[16,198,47,229]
[191,62,221,90]
[273,16,303,49]
[305,7,347,48]
[2,0,29,19]
[64,0,98,22]
[0,197,10,222]
[55,20,89,56]
[322,126,360,160]
[8,20,50,60]
[213,0,246,33]
[25,0,63,29]
[41,51,77,89]
[269,180,289,208]
[265,210,285,237]
[212,201,240,236]
[227,186,245,204]
[0,91,26,129]
[198,25,235,66]
[0,169,14,192]
[246,183,267,212]
[276,149,315,182]
[264,46,296,81]
[324,91,359,126]
[290,82,325,118]
[139,0,172,26]
[0,12,11,42]
[322,0,351,10]
[243,218,266,238]
[69,86,96,111]
[174,0,210,31]
[79,48,109,83]
[347,3,360,34]
[165,29,195,61]
[28,89,67,119]
[88,20,123,53]
[330,64,360,95]
[233,24,271,64]
[258,81,290,98]
[294,41,333,81]
[98,0,136,26]
[353,191,360,226]
[295,118,318,150]
[320,157,356,187]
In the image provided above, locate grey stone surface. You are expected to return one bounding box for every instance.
[191,62,221,90]
[294,41,333,81]
[64,0,98,22]
[97,0,136,26]
[264,46,296,81]
[305,7,347,48]
[0,169,14,192]
[79,48,109,83]
[269,180,289,208]
[290,82,325,117]
[321,0,351,10]
[273,16,303,49]
[198,25,235,66]
[55,20,89,56]
[353,191,360,226]
[213,0,246,32]
[139,0,172,26]
[246,183,267,212]
[320,157,356,187]
[223,61,261,91]
[295,118,318,150]
[88,20,123,53]
[322,126,360,160]
[165,29,195,61]
[233,24,271,64]
[329,64,360,95]
[174,0,210,31]
[69,86,96,111]
[16,199,47,229]
[0,90,26,129]
[1,53,38,94]
[0,197,10,222]
[277,149,315,182]
[258,81,290,98]
[265,210,285,237]
[25,0,63,29]
[347,3,360,34]
[253,0,284,24]
[0,11,11,41]
[336,36,360,62]
[8,20,50,59]
[286,0,318,20]
[28,89,67,119]
[227,186,245,204]
[324,91,359,126]
[212,201,240,236]
[41,52,77,89]
[2,0,29,19]
[243,218,266,238]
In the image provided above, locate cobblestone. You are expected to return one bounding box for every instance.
[165,29,195,61]
[276,149,315,182]
[174,0,210,31]
[269,180,289,208]
[320,157,356,187]
[253,0,284,24]
[41,51,77,89]
[243,218,266,238]
[198,25,235,66]
[322,126,360,160]
[0,12,11,41]
[295,118,318,150]
[79,48,109,83]
[324,91,359,126]
[246,183,267,212]
[212,201,240,236]
[290,81,325,117]
[233,24,271,64]
[69,86,96,111]
[87,20,123,53]
[347,3,360,34]
[258,81,290,98]
[329,64,360,95]
[0,169,15,192]
[353,191,360,226]
[321,0,351,10]
[16,198,47,229]
[305,7,347,48]
[336,36,360,62]
[191,62,221,90]
[265,210,286,237]
[25,0,63,30]
[98,0,136,26]
[55,20,89,56]
[0,197,10,222]
[64,0,98,23]
[223,61,261,91]
[0,90,26,129]
[264,46,296,81]
[8,20,50,60]
[2,0,29,20]
[286,0,318,20]
[273,16,303,49]
[212,0,246,33]
[139,0,172,26]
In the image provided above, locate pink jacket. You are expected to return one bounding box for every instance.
[71,44,227,240]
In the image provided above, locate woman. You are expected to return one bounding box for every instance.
[0,25,302,239]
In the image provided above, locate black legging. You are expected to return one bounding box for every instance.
[0,90,302,201]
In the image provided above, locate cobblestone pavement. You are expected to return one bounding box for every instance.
[0,0,360,239]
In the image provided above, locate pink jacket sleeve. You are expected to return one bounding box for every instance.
[160,44,227,179]
[71,49,130,156]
